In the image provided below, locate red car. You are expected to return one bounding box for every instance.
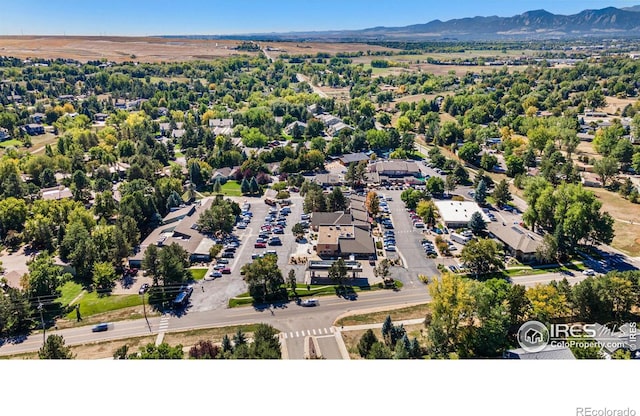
[254,242,266,248]
[221,267,231,274]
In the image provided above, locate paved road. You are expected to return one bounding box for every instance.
[296,73,327,98]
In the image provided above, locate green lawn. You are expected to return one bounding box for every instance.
[220,181,242,196]
[0,139,23,148]
[67,291,144,319]
[56,281,85,306]
[190,268,207,281]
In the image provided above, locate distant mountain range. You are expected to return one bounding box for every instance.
[183,5,640,42]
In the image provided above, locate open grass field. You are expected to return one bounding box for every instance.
[612,221,640,257]
[335,303,430,327]
[0,36,395,63]
[603,96,638,115]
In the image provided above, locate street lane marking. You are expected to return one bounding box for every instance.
[295,331,299,337]
[324,328,328,334]
[312,329,316,335]
[330,327,334,333]
[282,333,287,339]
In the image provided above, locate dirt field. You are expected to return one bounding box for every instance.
[604,96,639,115]
[0,36,395,63]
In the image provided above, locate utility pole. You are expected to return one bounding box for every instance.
[38,298,45,346]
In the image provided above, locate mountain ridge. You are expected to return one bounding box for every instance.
[186,5,640,41]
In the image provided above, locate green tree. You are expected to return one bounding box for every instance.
[593,156,619,187]
[328,258,348,287]
[197,198,239,235]
[142,244,160,285]
[480,152,498,171]
[426,176,445,196]
[243,254,285,302]
[157,243,191,287]
[327,187,347,211]
[92,262,117,291]
[131,342,184,359]
[213,178,222,194]
[474,179,487,205]
[70,170,91,202]
[492,179,512,208]
[458,142,480,165]
[416,200,437,228]
[460,238,503,278]
[38,335,74,359]
[358,329,378,358]
[25,252,69,298]
[249,176,259,195]
[288,269,297,295]
[0,197,27,238]
[367,342,393,359]
[468,211,486,235]
[240,178,250,194]
[505,154,525,178]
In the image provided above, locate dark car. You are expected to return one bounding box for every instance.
[221,251,235,258]
[138,283,150,295]
[92,323,109,332]
[217,258,229,264]
[268,237,282,246]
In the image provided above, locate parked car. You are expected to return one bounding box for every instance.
[236,223,247,229]
[582,269,595,276]
[209,271,222,278]
[221,251,235,258]
[138,283,150,295]
[217,258,229,264]
[255,242,266,248]
[268,237,282,246]
[221,267,231,274]
[385,245,397,251]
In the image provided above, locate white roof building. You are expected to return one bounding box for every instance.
[434,201,491,228]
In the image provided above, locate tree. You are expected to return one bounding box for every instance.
[24,252,68,298]
[445,174,457,195]
[426,176,444,196]
[526,283,569,322]
[197,198,238,235]
[365,191,379,217]
[593,156,619,187]
[416,200,437,228]
[243,254,285,302]
[212,178,222,194]
[460,238,504,278]
[189,340,220,359]
[358,329,378,358]
[157,243,191,287]
[292,223,305,239]
[367,342,393,359]
[373,259,392,286]
[328,258,348,288]
[427,273,475,357]
[0,197,27,238]
[92,262,117,291]
[480,152,498,171]
[474,179,487,205]
[492,179,512,208]
[240,178,250,194]
[233,328,247,347]
[142,244,160,285]
[458,142,480,165]
[249,176,259,195]
[288,269,297,295]
[401,188,427,210]
[131,342,184,359]
[468,211,486,235]
[327,187,347,211]
[535,233,559,264]
[394,335,411,359]
[344,160,367,188]
[70,170,90,202]
[38,335,74,359]
[505,154,525,178]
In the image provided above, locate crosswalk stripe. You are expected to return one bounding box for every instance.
[290,332,294,338]
[295,331,299,337]
[324,328,328,334]
[312,329,316,335]
[282,333,287,339]
[330,327,335,333]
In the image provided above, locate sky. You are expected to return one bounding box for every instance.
[1,0,639,36]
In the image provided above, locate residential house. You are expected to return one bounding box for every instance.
[209,118,234,136]
[31,113,45,123]
[504,346,576,360]
[22,124,45,135]
[0,128,10,142]
[41,186,72,201]
[284,120,307,136]
[312,173,342,189]
[94,113,109,122]
[211,166,238,184]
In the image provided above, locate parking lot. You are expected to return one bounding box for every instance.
[187,194,307,312]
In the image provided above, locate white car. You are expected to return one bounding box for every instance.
[582,269,595,276]
[385,245,397,252]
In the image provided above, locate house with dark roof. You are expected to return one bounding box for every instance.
[23,124,45,136]
[371,160,421,178]
[311,212,353,231]
[338,152,370,166]
[316,225,374,259]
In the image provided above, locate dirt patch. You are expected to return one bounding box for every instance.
[604,96,638,115]
[162,324,263,349]
[590,187,638,223]
[71,335,157,359]
[335,303,430,326]
[612,221,640,257]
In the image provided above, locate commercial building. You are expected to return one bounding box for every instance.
[434,201,491,228]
